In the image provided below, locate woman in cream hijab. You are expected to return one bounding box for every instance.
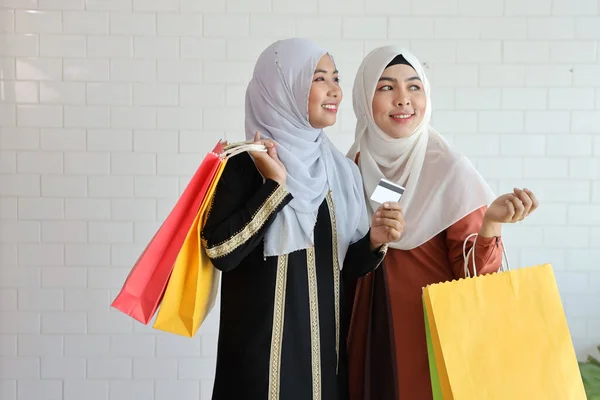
[345,46,539,399]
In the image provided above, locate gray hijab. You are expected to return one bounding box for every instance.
[245,38,369,266]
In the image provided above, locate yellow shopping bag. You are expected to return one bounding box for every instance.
[424,261,586,399]
[153,158,227,337]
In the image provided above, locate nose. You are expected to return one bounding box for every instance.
[395,90,410,106]
[328,84,340,98]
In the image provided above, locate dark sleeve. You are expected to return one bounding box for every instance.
[341,230,387,279]
[200,153,292,272]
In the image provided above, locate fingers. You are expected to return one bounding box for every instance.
[372,225,402,243]
[384,202,402,211]
[523,188,539,215]
[267,143,278,158]
[375,209,404,223]
[375,202,402,213]
[513,188,532,218]
[513,187,539,220]
[508,195,525,222]
[253,131,277,147]
[373,203,404,240]
[385,226,402,242]
[374,215,404,232]
[253,131,265,146]
[371,203,404,243]
[503,198,514,220]
[250,131,278,158]
[250,132,265,158]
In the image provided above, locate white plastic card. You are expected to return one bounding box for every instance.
[370,178,405,204]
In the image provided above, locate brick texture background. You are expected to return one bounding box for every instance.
[0,0,599,398]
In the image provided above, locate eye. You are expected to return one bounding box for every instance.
[314,76,325,82]
[378,85,393,91]
[409,84,421,91]
[334,76,340,83]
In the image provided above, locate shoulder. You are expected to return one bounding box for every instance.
[425,136,465,170]
[226,151,254,168]
[217,152,263,190]
[451,206,487,228]
[224,152,259,176]
[424,135,482,186]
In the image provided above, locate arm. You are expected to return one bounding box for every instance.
[342,230,387,279]
[343,152,396,278]
[447,206,503,279]
[201,154,292,272]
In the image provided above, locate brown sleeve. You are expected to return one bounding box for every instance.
[446,206,503,279]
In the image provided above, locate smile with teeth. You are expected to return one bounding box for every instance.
[391,114,413,119]
[322,104,337,110]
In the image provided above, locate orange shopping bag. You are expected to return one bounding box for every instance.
[111,142,225,324]
[152,141,267,337]
[154,143,265,337]
[152,158,226,336]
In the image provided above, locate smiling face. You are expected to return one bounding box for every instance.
[371,63,426,139]
[307,54,342,129]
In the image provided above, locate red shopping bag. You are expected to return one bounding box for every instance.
[111,141,224,324]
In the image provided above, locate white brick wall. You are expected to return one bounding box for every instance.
[0,0,599,399]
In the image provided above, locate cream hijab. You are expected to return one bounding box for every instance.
[347,46,496,250]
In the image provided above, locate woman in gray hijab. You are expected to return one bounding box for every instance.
[201,38,405,400]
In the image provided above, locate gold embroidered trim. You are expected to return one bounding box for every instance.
[325,191,340,373]
[373,243,388,270]
[205,185,288,259]
[268,254,288,400]
[307,247,321,400]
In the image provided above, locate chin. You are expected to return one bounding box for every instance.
[385,126,413,139]
[311,116,336,129]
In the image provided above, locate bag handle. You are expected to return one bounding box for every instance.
[223,139,255,151]
[462,233,510,278]
[221,142,267,159]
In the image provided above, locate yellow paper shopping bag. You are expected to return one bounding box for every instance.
[153,158,227,337]
[424,263,586,399]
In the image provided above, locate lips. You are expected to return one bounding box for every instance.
[390,113,414,124]
[322,103,338,113]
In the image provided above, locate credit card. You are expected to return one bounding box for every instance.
[370,178,405,204]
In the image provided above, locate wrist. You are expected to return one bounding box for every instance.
[266,175,285,186]
[369,238,383,252]
[479,216,502,238]
[274,177,286,186]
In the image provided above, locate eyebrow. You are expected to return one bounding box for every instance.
[314,69,339,74]
[378,76,421,83]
